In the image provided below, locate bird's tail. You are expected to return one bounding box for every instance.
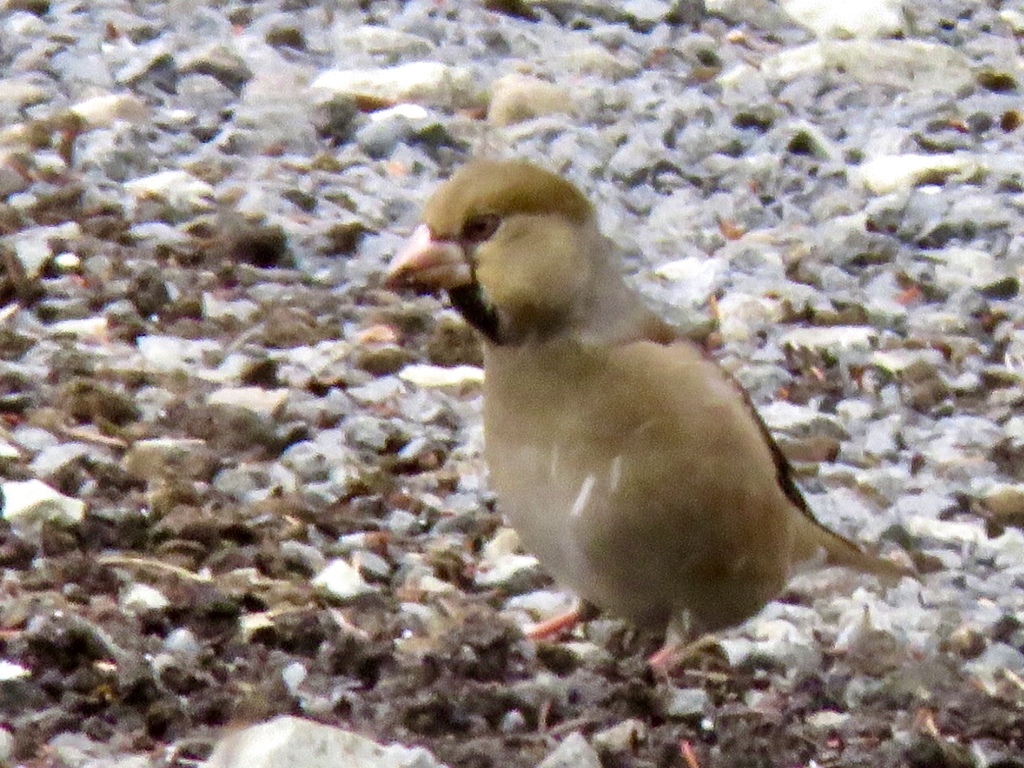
[791,513,914,586]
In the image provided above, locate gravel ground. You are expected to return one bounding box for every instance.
[2,1,1024,766]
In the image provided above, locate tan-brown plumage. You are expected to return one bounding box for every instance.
[386,159,909,657]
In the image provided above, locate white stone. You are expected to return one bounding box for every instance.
[0,726,11,765]
[780,325,877,351]
[904,516,982,547]
[398,364,484,389]
[781,0,904,38]
[281,661,307,695]
[331,26,433,58]
[311,62,478,110]
[925,247,1000,290]
[482,527,522,560]
[474,554,540,588]
[869,348,945,375]
[654,257,722,303]
[664,687,710,718]
[1001,9,1024,34]
[2,479,85,539]
[206,715,447,768]
[125,170,214,212]
[592,719,646,752]
[10,223,82,278]
[312,559,373,601]
[207,386,290,417]
[761,41,973,92]
[136,335,220,371]
[125,438,207,471]
[806,710,851,729]
[0,660,30,681]
[853,154,979,195]
[47,316,109,340]
[29,443,93,477]
[121,583,170,612]
[202,293,259,322]
[70,93,149,129]
[488,74,573,127]
[537,732,601,768]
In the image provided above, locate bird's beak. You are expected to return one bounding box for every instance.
[385,224,473,291]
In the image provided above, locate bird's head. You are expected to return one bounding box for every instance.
[386,159,610,345]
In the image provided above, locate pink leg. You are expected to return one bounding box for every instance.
[525,606,583,640]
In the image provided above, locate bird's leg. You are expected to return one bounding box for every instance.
[648,614,721,673]
[525,600,600,640]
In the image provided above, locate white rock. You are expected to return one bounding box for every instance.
[312,559,373,601]
[0,726,11,765]
[474,554,540,588]
[281,661,307,695]
[762,41,973,92]
[903,517,982,547]
[10,223,82,278]
[398,364,484,389]
[665,687,710,718]
[124,438,208,478]
[806,710,851,729]
[70,93,149,129]
[869,348,945,375]
[239,613,275,642]
[136,335,220,371]
[759,401,843,437]
[311,62,478,110]
[506,590,576,622]
[369,103,431,123]
[559,45,635,78]
[487,74,573,127]
[1001,9,1024,34]
[592,719,646,752]
[47,316,109,340]
[781,0,903,38]
[924,247,999,291]
[2,479,86,539]
[537,732,601,768]
[482,527,522,560]
[717,292,784,343]
[125,170,214,212]
[0,78,46,110]
[0,660,30,681]
[654,257,722,305]
[202,293,260,322]
[853,154,980,195]
[52,252,81,271]
[780,325,877,351]
[706,0,793,27]
[121,583,170,612]
[164,628,200,660]
[0,440,19,459]
[966,643,1024,694]
[748,618,821,671]
[206,715,447,768]
[207,386,289,417]
[331,25,433,58]
[29,443,93,477]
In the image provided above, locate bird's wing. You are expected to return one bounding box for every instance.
[621,325,912,581]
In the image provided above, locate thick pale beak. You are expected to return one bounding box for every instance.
[385,224,472,291]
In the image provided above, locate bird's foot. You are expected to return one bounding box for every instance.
[524,607,583,640]
[648,633,721,674]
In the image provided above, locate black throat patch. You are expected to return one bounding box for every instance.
[448,283,502,345]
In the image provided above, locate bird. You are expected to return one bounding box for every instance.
[385,158,911,667]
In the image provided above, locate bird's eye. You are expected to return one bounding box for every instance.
[460,214,501,244]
